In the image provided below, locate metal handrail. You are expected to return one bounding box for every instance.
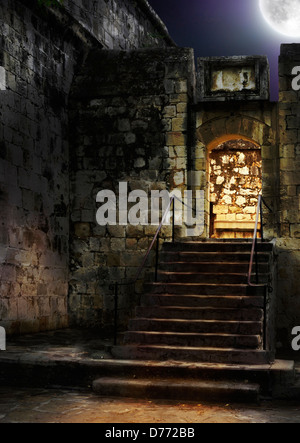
[135,195,176,284]
[111,195,176,345]
[111,193,201,344]
[247,194,273,351]
[247,194,273,286]
[248,194,263,287]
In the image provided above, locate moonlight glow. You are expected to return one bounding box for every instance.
[260,0,300,38]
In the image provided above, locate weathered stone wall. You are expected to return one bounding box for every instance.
[63,0,174,49]
[69,47,195,331]
[0,0,85,334]
[0,0,173,335]
[275,44,300,351]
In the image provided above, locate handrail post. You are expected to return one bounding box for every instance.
[155,232,160,283]
[114,282,118,346]
[247,194,271,353]
[255,236,259,285]
[263,285,267,351]
[172,198,175,244]
[248,194,261,286]
[260,196,264,242]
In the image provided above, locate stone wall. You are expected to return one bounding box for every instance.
[0,0,173,335]
[69,47,195,331]
[275,44,300,351]
[0,0,85,334]
[63,0,174,49]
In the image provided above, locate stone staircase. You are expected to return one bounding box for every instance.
[112,240,273,365]
[93,241,295,403]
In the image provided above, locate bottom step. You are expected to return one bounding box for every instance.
[112,345,270,365]
[92,377,260,403]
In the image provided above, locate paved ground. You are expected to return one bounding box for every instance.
[1,387,300,423]
[0,329,300,423]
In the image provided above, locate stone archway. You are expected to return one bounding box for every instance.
[208,137,262,239]
[196,115,270,148]
[195,112,277,239]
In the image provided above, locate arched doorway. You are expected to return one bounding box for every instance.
[208,137,262,239]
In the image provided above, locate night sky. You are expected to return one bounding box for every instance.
[148,0,300,101]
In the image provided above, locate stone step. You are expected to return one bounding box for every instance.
[136,306,263,322]
[92,377,261,403]
[159,261,269,274]
[112,345,271,365]
[147,282,266,296]
[124,331,261,349]
[89,359,270,382]
[163,241,273,253]
[141,294,265,309]
[157,271,267,285]
[90,359,294,396]
[161,251,270,263]
[129,318,263,335]
[0,345,293,398]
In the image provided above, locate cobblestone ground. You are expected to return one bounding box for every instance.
[1,387,300,423]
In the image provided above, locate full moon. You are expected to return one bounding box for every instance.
[260,0,300,38]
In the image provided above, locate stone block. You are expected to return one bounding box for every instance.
[279,91,298,103]
[90,238,101,252]
[163,106,176,118]
[287,115,300,129]
[125,238,138,250]
[280,129,298,144]
[74,223,91,239]
[172,117,187,132]
[169,93,188,104]
[213,205,229,215]
[175,80,188,93]
[290,224,300,238]
[280,145,295,158]
[82,252,95,268]
[134,157,146,168]
[107,225,126,238]
[176,158,186,169]
[126,225,145,238]
[281,158,297,171]
[174,146,186,157]
[177,103,187,113]
[111,238,126,252]
[166,132,187,146]
[281,172,300,186]
[120,252,141,267]
[244,206,256,214]
[173,170,184,186]
[125,133,136,145]
[164,79,175,94]
[137,237,150,250]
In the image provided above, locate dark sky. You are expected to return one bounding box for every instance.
[148,0,300,101]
